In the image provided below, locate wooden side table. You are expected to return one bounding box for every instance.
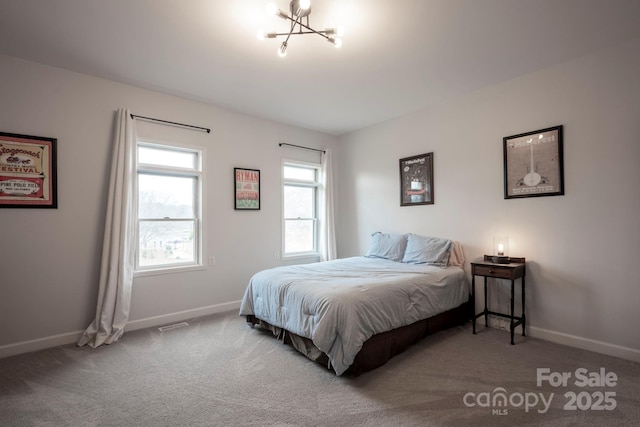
[471,255,526,345]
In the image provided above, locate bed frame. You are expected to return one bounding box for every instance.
[245,299,471,376]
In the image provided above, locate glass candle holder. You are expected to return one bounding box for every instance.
[493,236,509,257]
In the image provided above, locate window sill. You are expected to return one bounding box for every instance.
[282,253,321,262]
[134,264,205,278]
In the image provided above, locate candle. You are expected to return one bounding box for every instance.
[498,243,504,256]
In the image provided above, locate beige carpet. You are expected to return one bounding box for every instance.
[1,310,639,426]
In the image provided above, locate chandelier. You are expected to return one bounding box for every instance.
[257,0,344,57]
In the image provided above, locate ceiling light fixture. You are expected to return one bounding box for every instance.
[257,0,343,57]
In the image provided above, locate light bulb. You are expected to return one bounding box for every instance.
[278,42,287,57]
[266,3,277,15]
[328,37,342,48]
[299,0,311,10]
[257,30,265,40]
[336,26,345,37]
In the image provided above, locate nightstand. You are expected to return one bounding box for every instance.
[471,255,526,345]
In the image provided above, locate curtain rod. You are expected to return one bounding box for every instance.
[130,114,211,134]
[279,142,325,154]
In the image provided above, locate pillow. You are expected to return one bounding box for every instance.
[448,241,466,267]
[402,234,453,267]
[365,232,408,262]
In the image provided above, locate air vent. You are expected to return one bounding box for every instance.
[158,322,189,332]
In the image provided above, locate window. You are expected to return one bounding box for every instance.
[136,142,203,272]
[282,161,320,257]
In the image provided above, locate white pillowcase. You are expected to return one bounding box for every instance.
[402,234,453,267]
[365,232,408,262]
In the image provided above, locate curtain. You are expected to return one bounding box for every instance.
[78,108,136,348]
[319,149,337,261]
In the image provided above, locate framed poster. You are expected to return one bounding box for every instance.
[504,125,564,199]
[0,132,57,208]
[234,167,260,210]
[399,152,434,206]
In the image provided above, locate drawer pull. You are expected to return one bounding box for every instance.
[489,270,494,274]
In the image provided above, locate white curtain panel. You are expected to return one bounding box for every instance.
[78,108,136,348]
[319,149,337,261]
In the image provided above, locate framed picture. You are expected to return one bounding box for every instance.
[400,152,434,206]
[504,125,564,199]
[0,132,57,208]
[234,167,260,210]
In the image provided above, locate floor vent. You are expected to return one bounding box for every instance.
[158,322,189,332]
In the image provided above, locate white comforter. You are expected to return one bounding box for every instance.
[239,256,468,375]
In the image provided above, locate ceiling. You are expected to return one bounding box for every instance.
[1,0,639,135]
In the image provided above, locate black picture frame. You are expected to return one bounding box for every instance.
[234,167,260,210]
[0,131,57,208]
[504,125,564,199]
[399,152,434,206]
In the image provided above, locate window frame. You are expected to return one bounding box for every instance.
[282,159,321,259]
[134,141,204,276]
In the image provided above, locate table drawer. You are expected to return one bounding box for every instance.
[473,265,514,279]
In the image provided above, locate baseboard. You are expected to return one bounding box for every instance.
[476,313,640,364]
[0,330,84,359]
[4,304,637,365]
[0,300,242,360]
[485,316,510,331]
[125,300,241,332]
[528,326,640,363]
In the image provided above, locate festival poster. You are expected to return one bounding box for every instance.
[0,132,57,208]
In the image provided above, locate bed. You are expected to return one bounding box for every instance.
[239,233,470,376]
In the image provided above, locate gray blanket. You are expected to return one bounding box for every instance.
[240,256,468,375]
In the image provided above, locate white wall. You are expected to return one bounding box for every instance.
[2,36,639,361]
[335,38,640,358]
[0,54,336,350]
